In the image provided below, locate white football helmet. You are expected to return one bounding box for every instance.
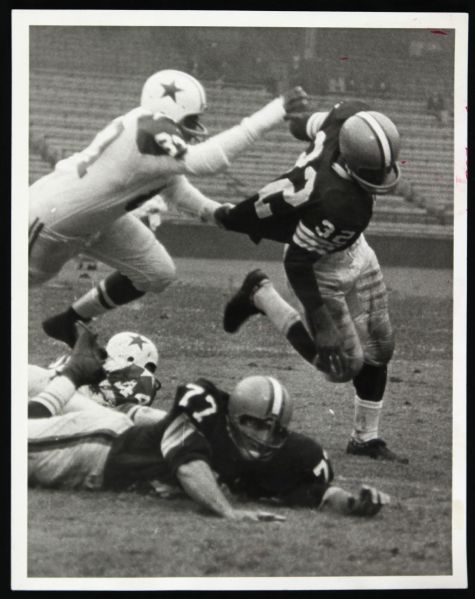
[339,110,401,194]
[95,332,161,407]
[227,375,293,460]
[140,69,208,140]
[105,331,159,373]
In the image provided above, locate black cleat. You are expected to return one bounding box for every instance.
[42,309,87,348]
[346,438,409,464]
[223,269,269,333]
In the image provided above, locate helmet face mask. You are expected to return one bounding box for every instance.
[228,415,288,461]
[140,69,208,141]
[339,110,401,194]
[180,114,208,141]
[227,375,293,461]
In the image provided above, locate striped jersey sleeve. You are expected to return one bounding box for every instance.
[305,112,329,139]
[160,413,212,475]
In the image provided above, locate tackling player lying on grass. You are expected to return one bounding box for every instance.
[28,323,390,522]
[28,331,167,425]
[32,68,308,349]
[214,94,407,463]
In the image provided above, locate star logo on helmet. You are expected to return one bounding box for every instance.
[129,335,147,349]
[160,80,183,103]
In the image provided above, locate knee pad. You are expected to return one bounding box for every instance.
[147,262,177,293]
[133,261,177,294]
[365,313,395,365]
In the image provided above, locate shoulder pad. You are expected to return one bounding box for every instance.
[136,113,188,157]
[324,100,371,126]
[174,380,220,426]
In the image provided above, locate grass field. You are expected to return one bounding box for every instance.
[26,258,455,582]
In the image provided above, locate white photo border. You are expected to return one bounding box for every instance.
[12,9,468,591]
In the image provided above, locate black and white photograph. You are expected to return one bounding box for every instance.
[11,9,468,590]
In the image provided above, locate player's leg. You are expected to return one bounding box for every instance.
[345,240,406,462]
[29,220,86,286]
[28,409,131,489]
[223,268,363,380]
[42,214,177,347]
[224,269,318,364]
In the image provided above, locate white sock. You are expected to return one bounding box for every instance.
[253,281,301,335]
[72,281,115,319]
[30,375,76,416]
[351,395,383,443]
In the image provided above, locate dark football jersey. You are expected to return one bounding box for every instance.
[220,100,374,254]
[103,378,333,507]
[226,431,334,508]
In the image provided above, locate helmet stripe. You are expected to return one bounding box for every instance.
[267,377,283,418]
[357,112,392,167]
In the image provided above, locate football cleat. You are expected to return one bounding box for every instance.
[346,437,409,464]
[42,309,87,348]
[60,322,107,387]
[223,269,268,333]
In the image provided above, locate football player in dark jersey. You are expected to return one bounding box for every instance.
[28,324,389,521]
[214,99,407,463]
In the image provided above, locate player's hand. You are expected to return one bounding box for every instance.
[213,203,234,228]
[62,322,108,387]
[309,306,350,380]
[228,509,286,522]
[282,86,310,120]
[349,485,390,517]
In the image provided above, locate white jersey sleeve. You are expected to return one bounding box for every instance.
[161,175,221,222]
[182,97,286,175]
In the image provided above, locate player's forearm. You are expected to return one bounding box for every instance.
[163,176,221,222]
[176,460,236,519]
[118,403,167,424]
[28,374,77,418]
[184,98,285,175]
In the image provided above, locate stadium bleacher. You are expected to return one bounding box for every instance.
[28,27,455,234]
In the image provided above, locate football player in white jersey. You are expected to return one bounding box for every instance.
[30,70,308,347]
[28,323,390,520]
[29,328,166,425]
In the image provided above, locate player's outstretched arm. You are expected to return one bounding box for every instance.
[320,485,390,517]
[176,459,285,522]
[183,86,309,176]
